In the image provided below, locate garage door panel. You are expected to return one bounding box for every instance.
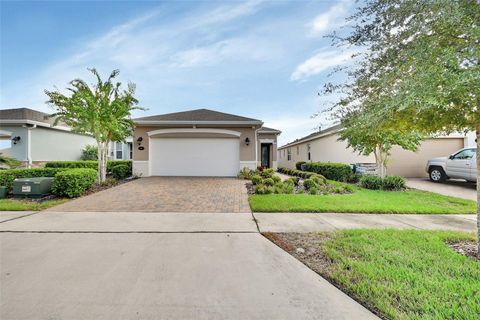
[150,138,239,176]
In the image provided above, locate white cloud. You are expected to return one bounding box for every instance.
[290,49,354,81]
[309,0,349,36]
[0,1,267,110]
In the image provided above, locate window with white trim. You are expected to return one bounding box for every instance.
[115,142,123,159]
[307,144,311,161]
[287,148,292,161]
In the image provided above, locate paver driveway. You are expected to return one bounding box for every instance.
[48,177,251,213]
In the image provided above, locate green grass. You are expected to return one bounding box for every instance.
[320,229,479,319]
[0,198,69,211]
[249,189,476,214]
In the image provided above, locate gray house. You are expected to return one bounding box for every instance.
[0,108,96,167]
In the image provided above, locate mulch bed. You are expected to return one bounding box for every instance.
[446,240,479,260]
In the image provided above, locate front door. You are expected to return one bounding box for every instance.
[261,144,270,168]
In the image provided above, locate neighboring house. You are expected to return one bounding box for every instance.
[0,108,96,167]
[132,109,281,177]
[278,125,474,178]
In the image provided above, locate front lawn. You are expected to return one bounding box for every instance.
[249,189,476,214]
[0,198,69,211]
[265,230,479,319]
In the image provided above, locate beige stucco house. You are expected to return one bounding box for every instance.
[278,125,473,178]
[132,109,281,177]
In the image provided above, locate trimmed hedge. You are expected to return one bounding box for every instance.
[45,160,132,173]
[0,168,67,192]
[52,168,97,198]
[303,162,353,182]
[112,164,131,180]
[359,175,406,191]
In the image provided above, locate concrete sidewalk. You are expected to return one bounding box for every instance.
[0,232,375,320]
[253,212,476,233]
[0,211,37,223]
[0,212,258,233]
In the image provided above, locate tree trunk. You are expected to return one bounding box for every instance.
[97,141,108,183]
[374,145,387,178]
[476,127,480,259]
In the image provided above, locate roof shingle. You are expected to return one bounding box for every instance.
[134,108,262,122]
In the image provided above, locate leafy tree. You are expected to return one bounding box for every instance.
[81,144,98,160]
[45,69,142,182]
[325,0,480,255]
[339,108,423,178]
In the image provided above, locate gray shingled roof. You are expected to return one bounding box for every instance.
[258,126,281,133]
[0,108,59,126]
[134,108,262,122]
[279,124,342,149]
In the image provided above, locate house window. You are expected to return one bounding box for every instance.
[307,144,311,161]
[296,145,299,155]
[115,142,123,159]
[287,148,292,161]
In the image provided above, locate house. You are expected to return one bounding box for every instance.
[132,109,281,177]
[278,125,474,178]
[0,108,96,167]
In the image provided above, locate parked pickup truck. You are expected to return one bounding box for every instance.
[426,148,477,183]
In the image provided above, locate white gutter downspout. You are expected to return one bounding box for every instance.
[254,126,261,167]
[25,124,36,168]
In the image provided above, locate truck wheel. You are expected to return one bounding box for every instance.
[429,167,446,182]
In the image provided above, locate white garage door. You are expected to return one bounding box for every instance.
[150,138,240,176]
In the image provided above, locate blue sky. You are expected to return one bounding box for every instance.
[1,0,357,145]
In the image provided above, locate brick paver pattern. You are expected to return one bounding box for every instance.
[48,177,251,213]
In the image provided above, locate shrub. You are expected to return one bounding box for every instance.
[273,182,285,194]
[303,179,317,190]
[52,168,97,198]
[309,187,318,195]
[260,168,275,178]
[284,177,299,186]
[81,144,98,160]
[112,164,131,180]
[284,184,295,194]
[311,174,326,186]
[0,168,67,192]
[383,176,406,191]
[45,160,132,173]
[238,167,255,180]
[272,175,281,184]
[348,172,362,184]
[255,184,266,194]
[359,175,383,190]
[263,178,275,186]
[304,162,353,182]
[295,161,306,170]
[251,175,263,185]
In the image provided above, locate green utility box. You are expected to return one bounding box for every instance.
[0,186,6,199]
[13,177,54,198]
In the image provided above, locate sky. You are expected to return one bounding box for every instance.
[0,0,358,146]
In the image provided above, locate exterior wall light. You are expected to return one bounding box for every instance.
[12,136,21,145]
[136,137,143,146]
[245,137,250,146]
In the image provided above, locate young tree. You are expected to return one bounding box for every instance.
[339,109,423,178]
[326,0,480,255]
[45,69,142,182]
